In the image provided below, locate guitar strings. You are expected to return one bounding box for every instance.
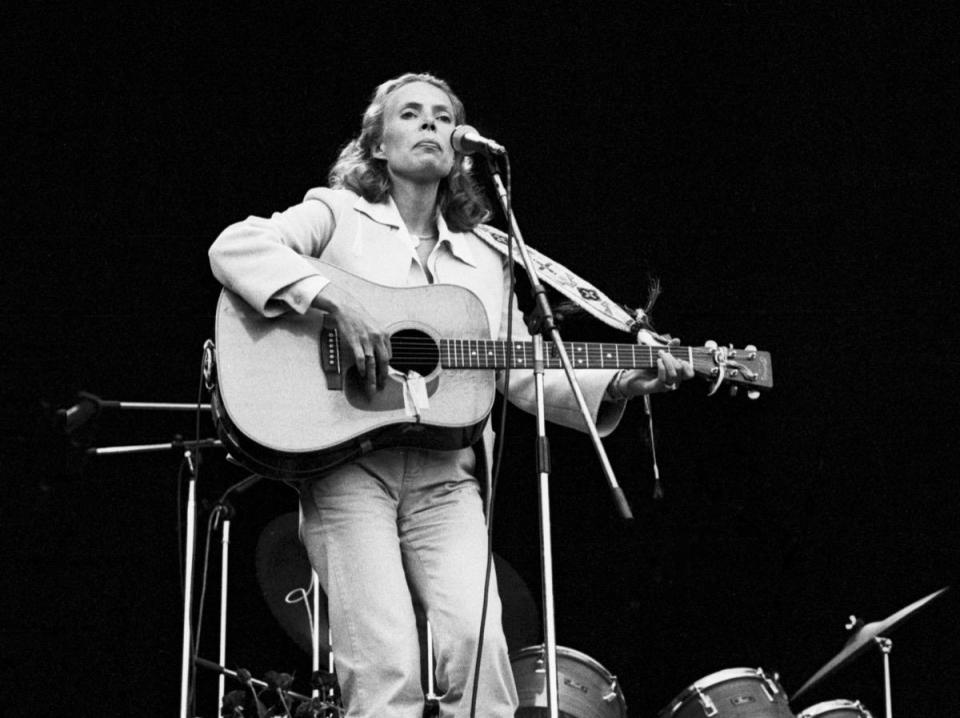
[387,339,709,356]
[387,338,706,352]
[384,338,716,370]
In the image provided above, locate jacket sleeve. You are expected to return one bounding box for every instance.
[208,188,342,317]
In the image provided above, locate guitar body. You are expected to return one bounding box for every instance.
[212,260,496,480]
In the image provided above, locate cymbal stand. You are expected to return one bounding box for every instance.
[483,153,632,718]
[875,636,893,718]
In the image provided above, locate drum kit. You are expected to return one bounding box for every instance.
[653,586,947,718]
[252,513,946,718]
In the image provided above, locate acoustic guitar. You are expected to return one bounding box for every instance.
[209,259,772,480]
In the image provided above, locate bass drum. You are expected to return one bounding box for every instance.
[659,667,793,718]
[797,699,873,718]
[510,645,626,718]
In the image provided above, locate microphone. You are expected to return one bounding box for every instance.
[56,391,106,435]
[451,125,506,156]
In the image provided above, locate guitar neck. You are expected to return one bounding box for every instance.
[438,339,695,371]
[421,338,772,390]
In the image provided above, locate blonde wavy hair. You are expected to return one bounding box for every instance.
[328,72,492,232]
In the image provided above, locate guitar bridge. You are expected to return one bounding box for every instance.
[320,327,342,390]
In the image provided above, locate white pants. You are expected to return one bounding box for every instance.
[299,447,519,718]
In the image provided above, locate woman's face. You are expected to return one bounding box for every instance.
[373,81,457,184]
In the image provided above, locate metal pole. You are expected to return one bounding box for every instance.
[312,570,321,698]
[116,401,212,411]
[179,463,198,718]
[88,439,222,456]
[426,620,437,703]
[532,335,559,718]
[217,517,231,712]
[876,636,893,718]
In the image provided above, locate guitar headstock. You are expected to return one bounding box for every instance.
[692,342,773,398]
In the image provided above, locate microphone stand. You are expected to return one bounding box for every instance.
[209,473,262,713]
[64,395,221,718]
[69,396,217,456]
[215,501,232,711]
[482,152,632,718]
[88,433,221,718]
[86,437,221,456]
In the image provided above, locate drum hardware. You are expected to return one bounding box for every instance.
[758,668,783,701]
[194,655,313,701]
[194,656,344,716]
[791,586,949,718]
[694,686,717,716]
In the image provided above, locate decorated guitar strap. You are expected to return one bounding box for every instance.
[473,224,654,339]
[473,224,667,498]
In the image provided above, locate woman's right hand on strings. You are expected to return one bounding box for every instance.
[312,283,391,396]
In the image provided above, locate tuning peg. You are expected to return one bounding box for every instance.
[704,340,718,350]
[747,390,760,400]
[729,385,738,397]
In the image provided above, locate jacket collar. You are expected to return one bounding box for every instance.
[353,193,477,267]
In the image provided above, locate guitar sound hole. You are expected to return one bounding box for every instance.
[389,329,440,376]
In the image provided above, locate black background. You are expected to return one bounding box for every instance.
[4,3,958,716]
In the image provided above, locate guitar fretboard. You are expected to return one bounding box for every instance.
[437,340,697,370]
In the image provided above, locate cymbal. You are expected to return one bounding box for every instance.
[255,512,540,658]
[791,586,948,700]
